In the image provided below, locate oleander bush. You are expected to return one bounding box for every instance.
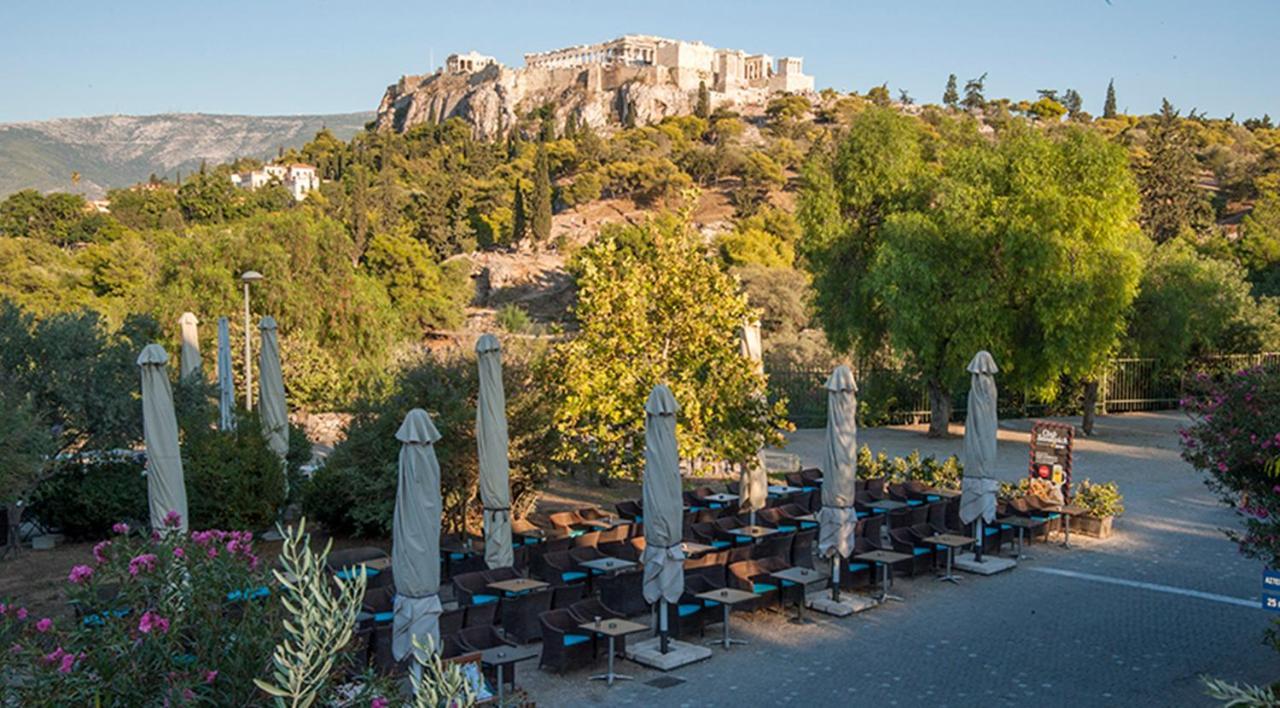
[29,454,150,540]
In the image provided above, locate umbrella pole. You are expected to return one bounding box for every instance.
[831,555,841,602]
[974,519,985,563]
[659,599,670,654]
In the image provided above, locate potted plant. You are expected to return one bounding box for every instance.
[1071,479,1124,538]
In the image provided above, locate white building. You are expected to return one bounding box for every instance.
[446,51,499,73]
[230,163,320,201]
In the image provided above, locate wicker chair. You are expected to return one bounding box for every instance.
[550,583,587,609]
[790,528,817,569]
[499,588,552,644]
[538,608,596,673]
[452,571,499,607]
[596,569,648,617]
[462,601,497,629]
[614,500,643,522]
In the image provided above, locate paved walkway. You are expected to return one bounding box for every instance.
[521,412,1272,707]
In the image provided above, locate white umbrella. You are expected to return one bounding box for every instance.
[818,365,858,599]
[737,320,768,519]
[178,312,202,381]
[960,351,1000,560]
[641,384,685,653]
[216,317,235,431]
[475,334,513,569]
[257,317,288,463]
[137,344,189,534]
[392,409,444,666]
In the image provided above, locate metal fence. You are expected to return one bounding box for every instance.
[767,353,1280,427]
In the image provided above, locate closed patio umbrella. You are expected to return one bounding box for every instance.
[216,317,235,431]
[257,317,288,463]
[475,334,513,569]
[178,312,201,381]
[641,384,685,653]
[818,365,858,601]
[960,351,1000,561]
[392,409,444,665]
[137,344,189,534]
[737,320,768,519]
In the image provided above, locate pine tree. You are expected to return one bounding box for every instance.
[531,144,553,241]
[1103,79,1117,119]
[961,73,986,111]
[696,81,711,119]
[1062,89,1083,119]
[943,74,959,108]
[1137,99,1210,243]
[512,182,527,242]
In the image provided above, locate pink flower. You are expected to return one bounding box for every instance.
[16,608,27,621]
[172,547,185,560]
[371,698,389,708]
[206,547,218,559]
[35,618,52,633]
[246,554,260,571]
[163,510,183,529]
[92,540,112,565]
[42,647,65,665]
[183,688,195,701]
[137,610,170,635]
[112,522,129,535]
[68,565,94,585]
[9,643,21,654]
[58,653,77,674]
[202,669,218,684]
[0,602,6,615]
[128,553,158,577]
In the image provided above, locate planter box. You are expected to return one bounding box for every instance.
[1074,515,1113,539]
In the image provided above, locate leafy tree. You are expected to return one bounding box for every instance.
[177,169,248,223]
[1239,191,1280,296]
[531,144,553,241]
[1103,79,1118,119]
[1027,97,1067,121]
[511,182,528,242]
[0,385,55,551]
[961,73,987,111]
[364,226,472,333]
[104,187,183,231]
[898,89,914,106]
[1062,89,1084,118]
[1137,100,1214,243]
[733,264,810,336]
[695,81,711,119]
[733,150,786,213]
[717,205,801,268]
[550,213,788,481]
[0,190,91,245]
[866,84,891,107]
[943,74,959,108]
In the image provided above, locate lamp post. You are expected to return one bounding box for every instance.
[240,271,264,409]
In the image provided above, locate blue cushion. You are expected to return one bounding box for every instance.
[999,524,1011,530]
[856,512,868,519]
[569,530,585,537]
[689,506,706,512]
[708,503,723,509]
[374,611,394,623]
[703,600,721,607]
[711,540,732,549]
[847,562,870,572]
[564,634,590,647]
[926,495,941,502]
[677,603,700,617]
[777,525,797,533]
[734,535,753,543]
[984,527,999,536]
[561,571,588,583]
[912,547,931,556]
[780,579,796,588]
[226,586,271,602]
[336,567,380,580]
[523,538,539,545]
[1048,513,1061,519]
[800,522,818,530]
[588,568,604,576]
[907,500,923,507]
[753,582,778,594]
[635,515,643,523]
[472,594,498,606]
[802,486,817,492]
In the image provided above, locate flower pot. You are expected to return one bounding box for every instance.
[1074,514,1113,539]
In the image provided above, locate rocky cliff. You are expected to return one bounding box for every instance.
[374,63,711,138]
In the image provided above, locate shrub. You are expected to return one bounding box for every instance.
[853,445,962,487]
[1072,479,1125,517]
[29,454,149,540]
[495,303,532,334]
[184,415,287,531]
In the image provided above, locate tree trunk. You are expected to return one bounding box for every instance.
[927,378,951,438]
[1081,379,1100,436]
[4,502,23,557]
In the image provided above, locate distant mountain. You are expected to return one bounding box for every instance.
[0,112,373,199]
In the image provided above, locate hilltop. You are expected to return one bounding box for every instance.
[0,112,373,198]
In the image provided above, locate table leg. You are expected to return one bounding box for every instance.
[1062,514,1072,549]
[937,546,960,583]
[707,603,747,648]
[590,635,634,685]
[497,663,504,706]
[1016,527,1034,561]
[789,585,813,625]
[877,563,903,603]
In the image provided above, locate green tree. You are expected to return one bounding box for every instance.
[866,83,891,107]
[0,190,91,245]
[1239,192,1280,296]
[1062,89,1084,119]
[550,213,788,481]
[695,81,711,119]
[531,144,553,241]
[1027,97,1067,121]
[364,226,473,333]
[1137,100,1213,243]
[1103,80,1117,119]
[0,385,55,552]
[961,73,987,111]
[511,182,528,242]
[943,74,959,108]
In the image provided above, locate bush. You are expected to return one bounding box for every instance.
[495,303,532,334]
[184,415,287,531]
[1072,479,1125,517]
[30,455,149,540]
[854,445,962,488]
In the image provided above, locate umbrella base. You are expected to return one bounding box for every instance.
[808,594,877,616]
[626,637,712,671]
[954,552,1016,576]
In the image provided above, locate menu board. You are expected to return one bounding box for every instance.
[1028,420,1074,499]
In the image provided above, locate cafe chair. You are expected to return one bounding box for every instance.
[500,588,552,644]
[538,609,596,673]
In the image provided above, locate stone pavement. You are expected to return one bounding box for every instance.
[519,412,1273,707]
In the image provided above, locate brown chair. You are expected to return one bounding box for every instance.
[550,583,587,609]
[596,569,648,617]
[462,601,498,629]
[458,625,518,692]
[750,533,794,562]
[790,528,817,569]
[538,609,596,673]
[452,571,499,607]
[728,558,791,611]
[615,500,643,522]
[888,528,934,576]
[500,588,553,644]
[537,550,589,586]
[548,510,586,532]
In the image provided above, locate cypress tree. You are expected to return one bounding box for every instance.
[531,144,553,241]
[696,81,711,119]
[1103,79,1117,119]
[512,182,527,242]
[1137,99,1209,243]
[943,74,959,108]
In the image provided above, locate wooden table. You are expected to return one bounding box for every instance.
[923,533,974,583]
[580,618,648,686]
[695,587,758,649]
[854,550,913,603]
[487,578,549,595]
[996,516,1046,560]
[770,566,826,624]
[680,542,715,556]
[732,525,778,542]
[578,557,636,575]
[480,644,539,705]
[703,493,739,504]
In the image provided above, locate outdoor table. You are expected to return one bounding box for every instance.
[793,513,818,524]
[870,499,908,514]
[703,492,739,504]
[487,578,549,596]
[854,550,913,603]
[1049,504,1086,549]
[581,516,630,530]
[996,516,1045,560]
[515,527,568,543]
[769,566,826,624]
[696,587,758,649]
[933,489,963,499]
[579,557,637,575]
[768,485,803,496]
[680,541,715,557]
[733,525,778,543]
[580,618,648,686]
[923,533,974,583]
[480,644,539,705]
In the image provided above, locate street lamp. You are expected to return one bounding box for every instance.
[240,270,264,409]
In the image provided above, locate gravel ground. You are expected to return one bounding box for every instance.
[519,411,1275,707]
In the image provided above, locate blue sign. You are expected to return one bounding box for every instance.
[1263,570,1280,612]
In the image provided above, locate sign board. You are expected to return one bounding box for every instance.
[1263,570,1280,613]
[1028,420,1075,500]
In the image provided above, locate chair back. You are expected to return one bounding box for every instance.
[572,531,601,548]
[462,601,497,629]
[751,533,793,562]
[551,583,586,609]
[791,528,817,568]
[440,606,465,639]
[548,511,579,530]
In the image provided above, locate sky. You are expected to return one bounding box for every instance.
[2,0,1277,123]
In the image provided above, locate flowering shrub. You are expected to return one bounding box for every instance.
[855,445,963,488]
[0,515,281,705]
[1073,479,1125,518]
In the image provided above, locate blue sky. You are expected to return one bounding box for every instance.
[2,0,1276,123]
